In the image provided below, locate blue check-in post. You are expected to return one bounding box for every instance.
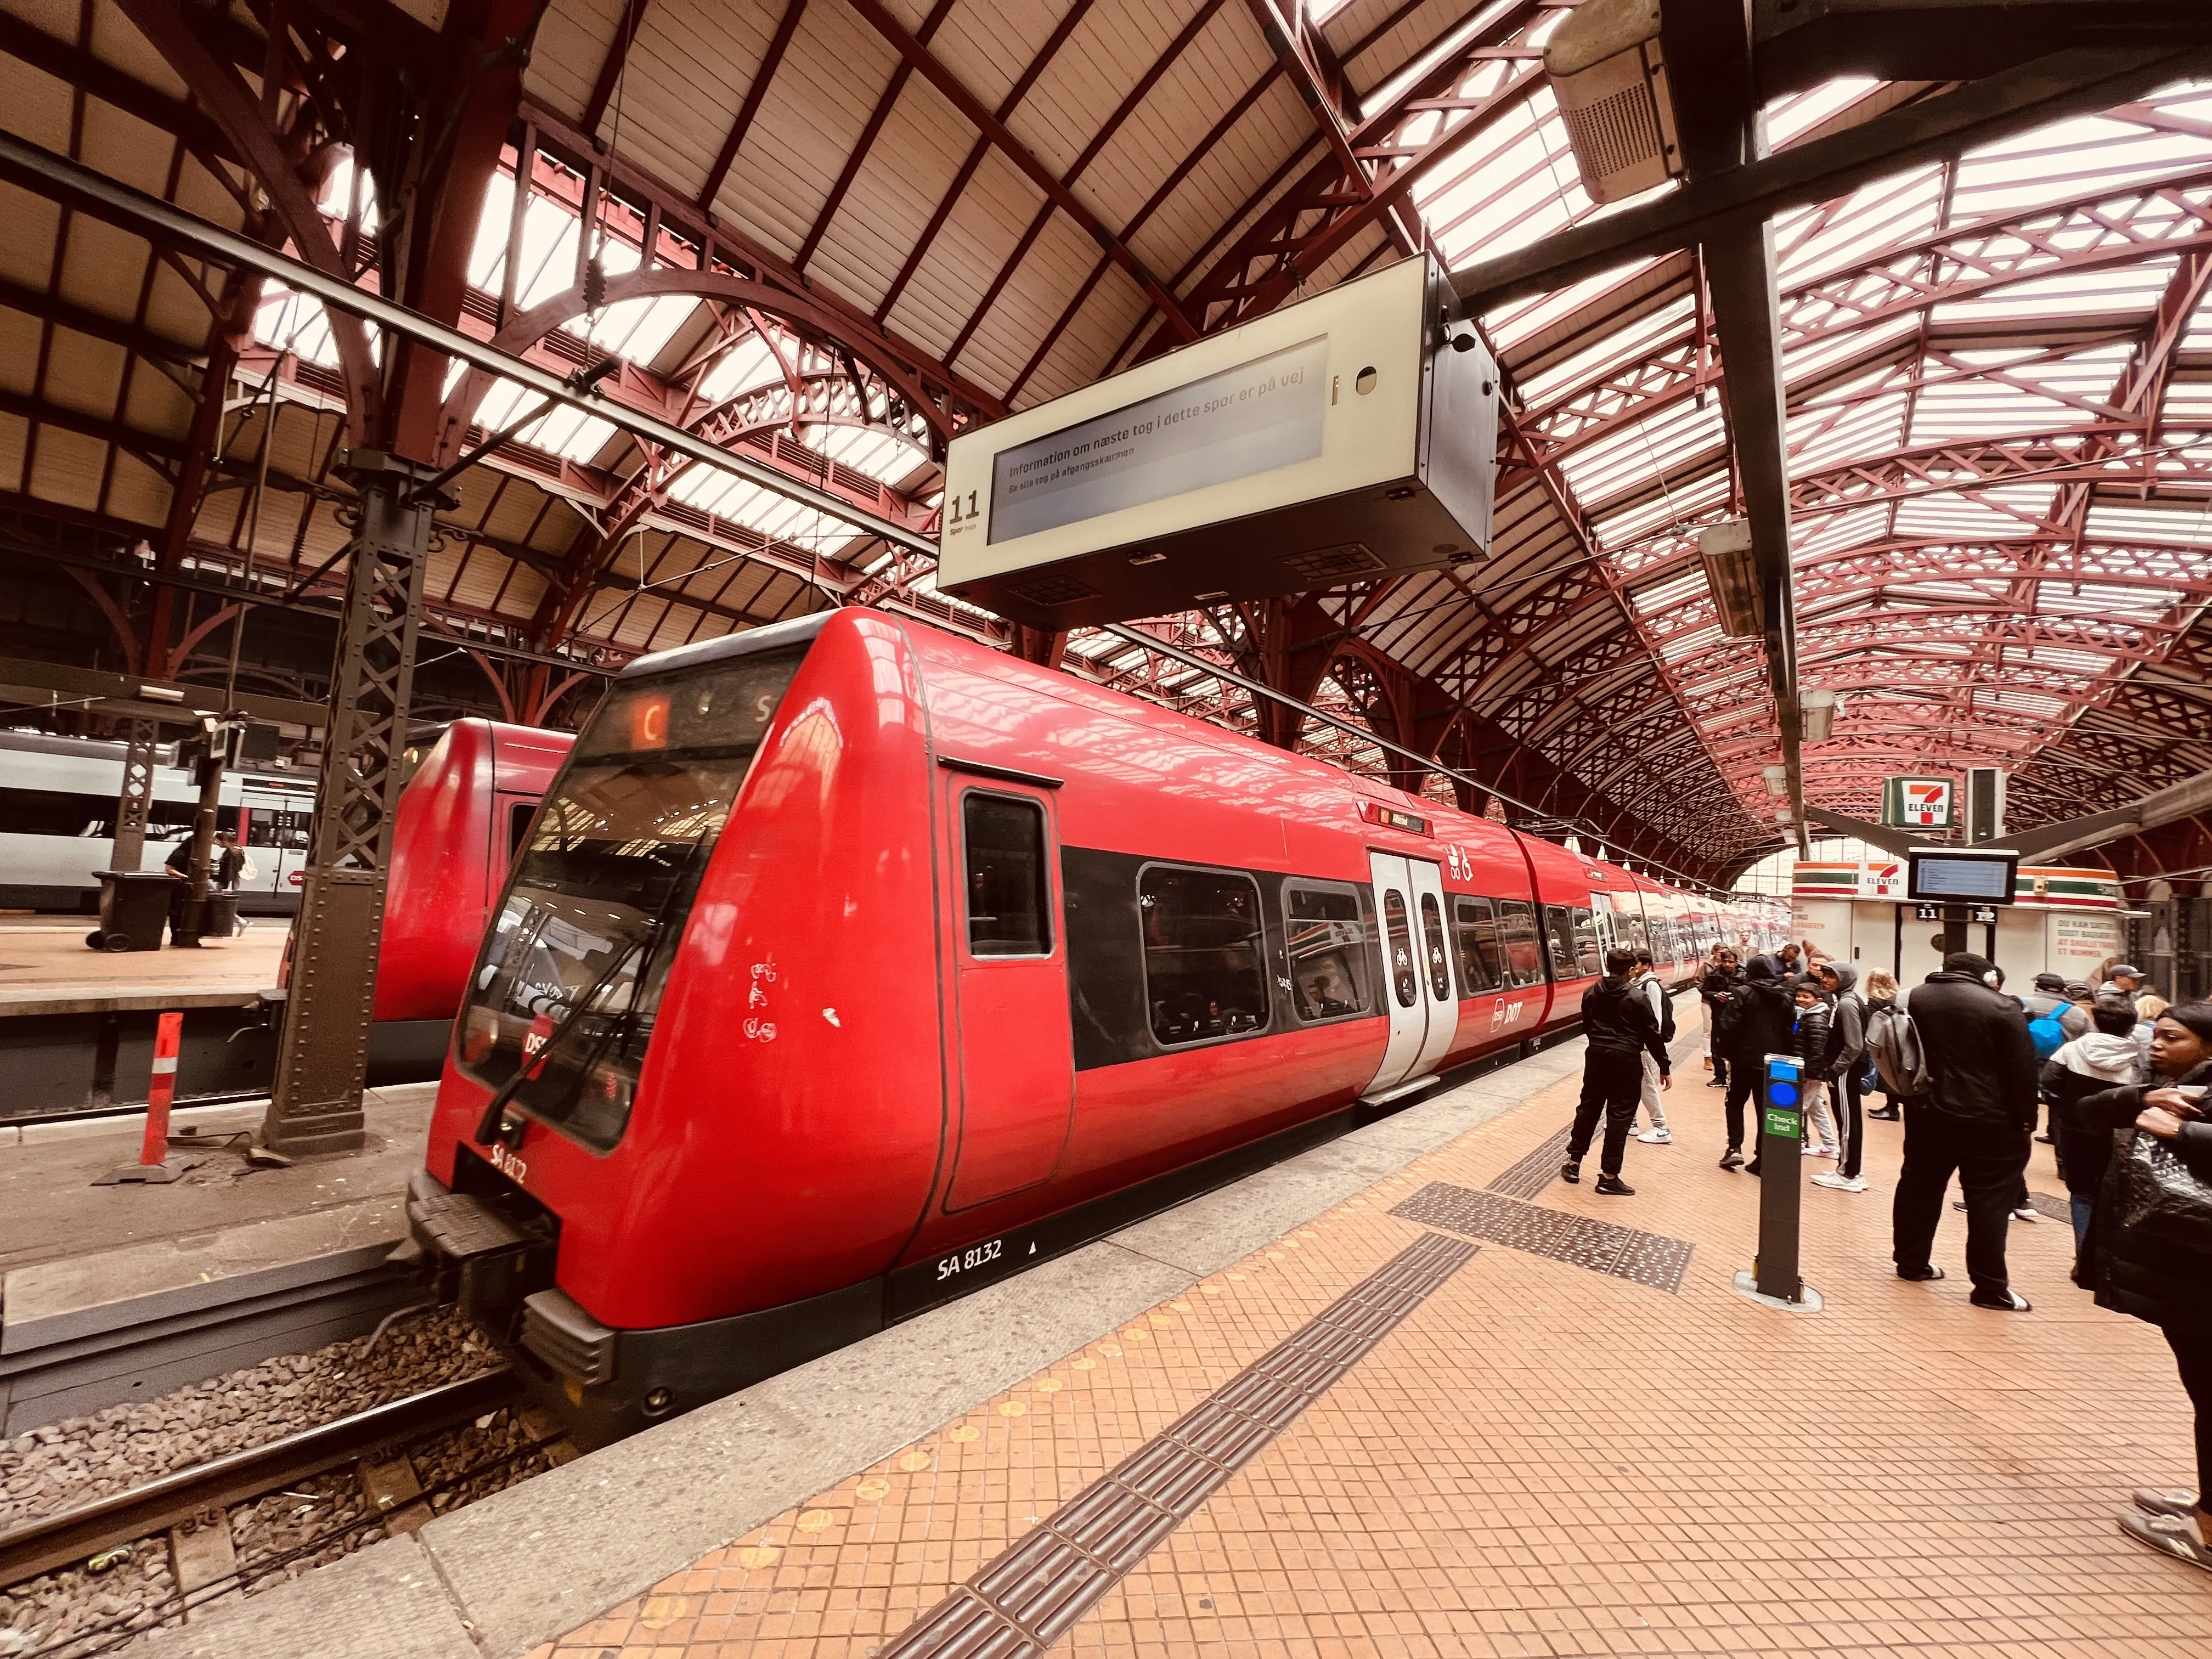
[1735,1052,1821,1310]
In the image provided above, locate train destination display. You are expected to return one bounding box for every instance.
[989,338,1327,544]
[939,255,1499,630]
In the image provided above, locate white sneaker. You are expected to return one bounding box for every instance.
[1801,1143,1823,1156]
[1637,1128,1672,1144]
[2012,1206,2040,1223]
[1812,1172,1868,1192]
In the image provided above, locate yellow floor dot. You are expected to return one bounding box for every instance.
[1036,1378,1063,1392]
[1122,1328,1151,1342]
[640,1594,696,1628]
[897,1451,932,1472]
[734,1545,781,1569]
[1226,1272,1246,1282]
[1200,1284,1222,1296]
[1297,1229,1318,1239]
[1347,1198,1367,1207]
[1169,1300,1192,1312]
[1149,1313,1172,1327]
[796,1510,837,1532]
[1071,1356,1097,1369]
[1096,1345,1121,1357]
[949,1424,981,1441]
[1280,1239,1301,1250]
[1266,1251,1285,1261]
[1000,1400,1026,1417]
[855,1478,890,1501]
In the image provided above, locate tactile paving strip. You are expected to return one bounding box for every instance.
[2027,1190,2070,1222]
[1486,1125,1573,1197]
[1390,1181,1694,1293]
[878,1231,1479,1659]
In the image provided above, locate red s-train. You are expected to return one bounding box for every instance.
[405,610,1771,1442]
[287,719,573,1081]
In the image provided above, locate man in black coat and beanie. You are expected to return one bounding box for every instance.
[1891,952,2041,1310]
[1562,946,1669,1196]
[1719,956,1798,1171]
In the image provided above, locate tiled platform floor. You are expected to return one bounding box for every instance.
[534,1062,2210,1659]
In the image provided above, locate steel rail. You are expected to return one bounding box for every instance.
[0,131,935,560]
[0,1368,521,1588]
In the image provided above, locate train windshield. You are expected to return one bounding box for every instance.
[454,646,808,1152]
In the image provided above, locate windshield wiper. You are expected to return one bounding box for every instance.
[471,929,650,1146]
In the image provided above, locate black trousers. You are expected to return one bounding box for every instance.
[1570,1049,1643,1176]
[1892,1106,2031,1296]
[2170,1330,2212,1508]
[1837,1065,1866,1180]
[1723,1052,1760,1150]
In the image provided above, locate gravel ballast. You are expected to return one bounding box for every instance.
[0,1308,563,1657]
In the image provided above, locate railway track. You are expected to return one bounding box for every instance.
[0,1363,575,1657]
[0,1368,524,1590]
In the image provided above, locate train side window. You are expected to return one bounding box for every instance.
[963,793,1051,956]
[1569,907,1602,975]
[508,800,536,858]
[1284,881,1373,1022]
[1539,905,1571,981]
[1418,894,1452,1001]
[1452,896,1499,995]
[1497,900,1544,988]
[1382,890,1415,1008]
[1139,865,1268,1045]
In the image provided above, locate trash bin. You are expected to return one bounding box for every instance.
[201,893,240,939]
[88,870,172,953]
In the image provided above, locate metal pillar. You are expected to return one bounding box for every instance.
[109,717,156,873]
[261,453,443,1155]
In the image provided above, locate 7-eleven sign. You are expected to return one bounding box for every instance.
[1883,776,1954,829]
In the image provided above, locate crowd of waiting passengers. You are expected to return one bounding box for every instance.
[1555,933,2212,1579]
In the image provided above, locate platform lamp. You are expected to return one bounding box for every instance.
[1801,689,1840,742]
[1700,520,1761,637]
[1762,765,1788,797]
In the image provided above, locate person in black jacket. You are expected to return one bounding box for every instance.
[1891,953,2041,1310]
[2073,1002,2212,1572]
[1812,963,1870,1190]
[1563,947,1670,1196]
[1723,956,1798,1173]
[1700,949,1745,1090]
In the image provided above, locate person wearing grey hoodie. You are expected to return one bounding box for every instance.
[2042,994,2146,1254]
[1812,962,1870,1191]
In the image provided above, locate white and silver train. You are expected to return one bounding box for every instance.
[0,730,314,912]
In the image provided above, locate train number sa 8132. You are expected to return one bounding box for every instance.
[936,1238,1003,1281]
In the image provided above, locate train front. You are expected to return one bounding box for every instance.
[400,610,944,1444]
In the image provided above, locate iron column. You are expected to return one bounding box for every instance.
[259,453,445,1155]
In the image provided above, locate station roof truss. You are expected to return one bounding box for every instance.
[1,0,2208,883]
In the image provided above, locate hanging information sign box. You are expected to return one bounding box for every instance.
[938,256,1499,630]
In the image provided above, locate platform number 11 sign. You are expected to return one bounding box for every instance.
[1883,776,1954,829]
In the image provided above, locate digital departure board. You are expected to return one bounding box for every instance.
[1907,849,2018,904]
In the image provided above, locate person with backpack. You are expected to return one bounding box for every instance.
[1720,956,1798,1172]
[1562,947,1671,1196]
[1863,972,1906,1120]
[2042,994,2145,1252]
[1632,949,1675,1144]
[1812,962,1870,1192]
[2026,994,2074,1149]
[2070,1002,2212,1573]
[2023,972,2089,1041]
[1890,953,2041,1311]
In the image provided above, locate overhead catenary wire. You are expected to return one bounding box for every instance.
[1096,621,1738,898]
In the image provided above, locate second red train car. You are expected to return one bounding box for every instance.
[405,610,1774,1441]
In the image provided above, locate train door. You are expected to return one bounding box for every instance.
[1364,853,1454,1097]
[943,778,1075,1210]
[1407,861,1459,1077]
